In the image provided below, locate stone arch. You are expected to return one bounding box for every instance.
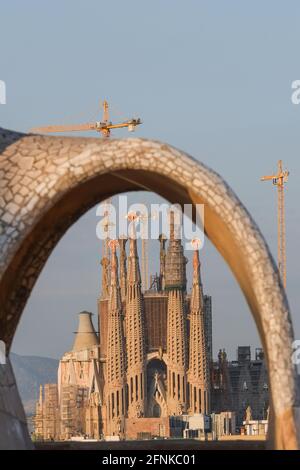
[0,128,299,449]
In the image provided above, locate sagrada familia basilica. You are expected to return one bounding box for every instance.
[34,212,213,440]
[34,210,268,441]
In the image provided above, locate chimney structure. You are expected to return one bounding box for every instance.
[72,311,99,352]
[165,210,188,415]
[188,249,210,414]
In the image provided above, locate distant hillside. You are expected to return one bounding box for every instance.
[10,353,59,416]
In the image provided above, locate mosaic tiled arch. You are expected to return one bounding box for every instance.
[0,128,299,449]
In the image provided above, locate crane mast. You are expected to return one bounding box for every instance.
[139,211,158,292]
[141,238,149,293]
[261,160,289,288]
[99,198,114,298]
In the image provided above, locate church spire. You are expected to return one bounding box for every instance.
[126,218,146,418]
[127,230,141,285]
[158,233,167,291]
[165,210,188,415]
[106,240,126,437]
[164,210,187,292]
[100,256,110,299]
[118,237,127,302]
[188,248,210,414]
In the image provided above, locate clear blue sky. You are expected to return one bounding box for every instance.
[1,1,300,359]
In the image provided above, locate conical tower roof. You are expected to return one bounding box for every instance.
[127,227,141,286]
[188,249,209,385]
[72,311,99,352]
[190,249,204,312]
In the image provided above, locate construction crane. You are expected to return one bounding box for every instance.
[261,160,289,288]
[126,210,153,293]
[30,100,141,137]
[137,210,158,293]
[101,198,114,259]
[126,210,148,291]
[99,198,114,298]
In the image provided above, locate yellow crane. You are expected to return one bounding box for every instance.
[101,197,114,259]
[126,210,153,293]
[137,210,158,293]
[261,160,289,288]
[99,197,115,298]
[30,100,141,137]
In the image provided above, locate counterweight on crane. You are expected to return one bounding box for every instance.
[261,160,289,288]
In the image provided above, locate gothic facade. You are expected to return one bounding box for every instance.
[34,215,212,440]
[97,215,212,438]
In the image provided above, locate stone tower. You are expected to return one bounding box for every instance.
[126,230,147,418]
[165,211,188,415]
[100,257,110,300]
[106,241,127,436]
[118,237,127,303]
[158,233,167,291]
[188,249,210,414]
[34,385,44,439]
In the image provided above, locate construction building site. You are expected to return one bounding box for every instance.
[33,210,269,441]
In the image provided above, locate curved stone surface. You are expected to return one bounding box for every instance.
[0,127,299,449]
[0,358,33,449]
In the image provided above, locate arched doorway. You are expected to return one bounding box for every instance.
[146,358,168,418]
[0,128,299,449]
